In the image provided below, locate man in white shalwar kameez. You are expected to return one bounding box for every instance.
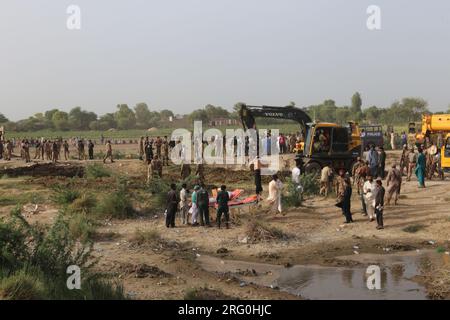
[267,174,283,214]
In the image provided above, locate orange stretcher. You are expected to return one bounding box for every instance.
[209,189,258,209]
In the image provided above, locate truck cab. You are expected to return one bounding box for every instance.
[359,124,383,151]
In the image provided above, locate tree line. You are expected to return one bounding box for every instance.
[1,94,449,132]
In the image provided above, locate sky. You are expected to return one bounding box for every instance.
[1,0,450,120]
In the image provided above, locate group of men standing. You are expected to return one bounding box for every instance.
[144,136,171,182]
[165,183,231,230]
[0,137,115,164]
[400,143,444,185]
[334,161,389,230]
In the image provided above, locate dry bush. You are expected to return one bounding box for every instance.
[129,229,161,246]
[245,220,290,243]
[425,267,450,300]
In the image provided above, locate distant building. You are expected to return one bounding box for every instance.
[208,118,239,127]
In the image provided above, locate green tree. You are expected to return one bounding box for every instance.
[89,113,117,130]
[0,113,8,123]
[52,111,69,131]
[134,103,152,129]
[401,97,429,121]
[69,107,97,130]
[188,109,209,123]
[232,102,246,118]
[159,109,175,120]
[363,106,383,124]
[45,109,60,121]
[351,92,363,121]
[335,107,351,125]
[114,104,136,129]
[204,104,229,119]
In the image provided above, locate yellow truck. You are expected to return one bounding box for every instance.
[414,114,450,172]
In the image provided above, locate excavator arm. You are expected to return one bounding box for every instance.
[239,104,312,134]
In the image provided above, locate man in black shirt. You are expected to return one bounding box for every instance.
[374,179,385,230]
[216,185,230,229]
[88,140,95,160]
[197,185,210,227]
[166,183,178,228]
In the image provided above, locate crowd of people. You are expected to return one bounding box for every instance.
[1,130,446,233]
[0,137,115,164]
[329,140,445,230]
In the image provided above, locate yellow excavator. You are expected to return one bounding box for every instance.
[410,114,450,171]
[239,104,362,174]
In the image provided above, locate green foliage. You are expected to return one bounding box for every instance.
[66,212,97,244]
[282,178,303,208]
[51,111,69,131]
[69,194,97,214]
[69,107,98,130]
[436,246,446,254]
[0,193,46,206]
[146,176,171,209]
[0,113,9,123]
[51,185,81,205]
[95,179,135,219]
[350,92,363,120]
[0,208,126,300]
[115,104,136,130]
[299,173,320,196]
[86,163,112,179]
[0,268,45,300]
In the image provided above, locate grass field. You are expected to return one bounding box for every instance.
[5,123,409,141]
[5,124,302,140]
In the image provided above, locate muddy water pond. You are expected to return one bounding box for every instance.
[197,251,443,300]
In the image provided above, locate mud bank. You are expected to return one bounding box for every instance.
[0,163,85,178]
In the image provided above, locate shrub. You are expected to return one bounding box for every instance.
[184,287,234,300]
[95,178,135,219]
[51,185,81,206]
[282,178,303,208]
[402,224,426,233]
[0,268,45,300]
[129,229,161,246]
[0,208,126,300]
[299,173,320,196]
[70,194,97,214]
[66,213,97,244]
[146,176,171,209]
[245,220,290,243]
[86,164,112,179]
